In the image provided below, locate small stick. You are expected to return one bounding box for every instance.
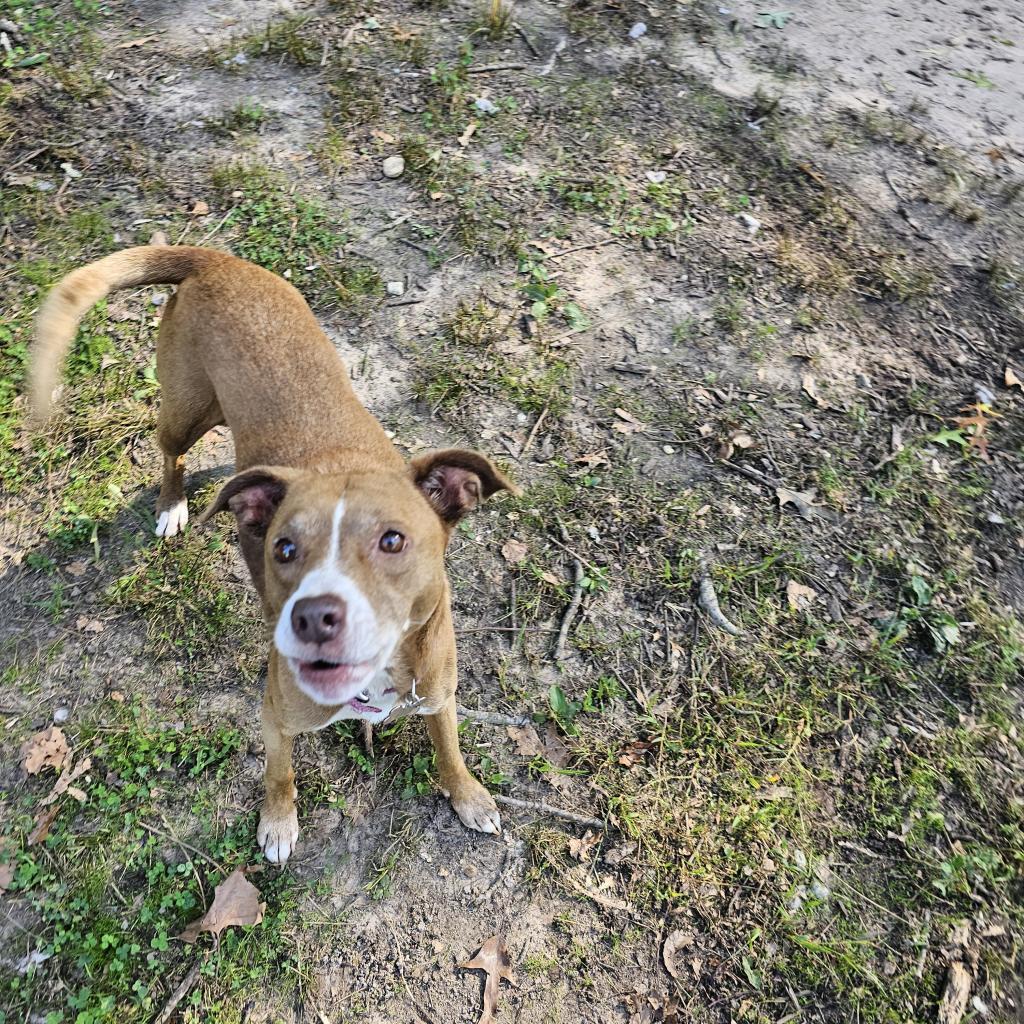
[509,578,517,649]
[361,720,374,759]
[465,61,527,74]
[457,706,530,728]
[386,296,426,307]
[138,820,223,872]
[154,959,203,1024]
[546,238,618,261]
[196,206,237,245]
[494,794,604,829]
[514,23,541,58]
[553,559,585,661]
[519,405,548,458]
[697,553,743,636]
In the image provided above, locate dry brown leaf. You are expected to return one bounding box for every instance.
[20,727,70,775]
[28,806,59,846]
[458,122,478,147]
[500,539,529,565]
[938,962,972,1024]
[542,723,570,768]
[775,486,817,520]
[66,560,88,577]
[42,756,92,807]
[801,373,821,405]
[76,617,105,633]
[1005,366,1022,391]
[786,579,819,611]
[731,431,754,449]
[662,929,694,980]
[459,936,516,1024]
[568,830,600,861]
[115,34,158,48]
[178,869,264,945]
[538,570,562,587]
[191,200,209,216]
[575,451,610,468]
[506,725,544,757]
[612,408,647,435]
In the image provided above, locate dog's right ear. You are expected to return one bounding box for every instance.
[198,467,295,536]
[200,467,297,597]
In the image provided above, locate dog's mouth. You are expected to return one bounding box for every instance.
[294,658,375,702]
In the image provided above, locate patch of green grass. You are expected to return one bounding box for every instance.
[412,295,573,416]
[106,530,261,659]
[0,707,304,1024]
[211,163,382,302]
[218,14,318,67]
[219,99,267,132]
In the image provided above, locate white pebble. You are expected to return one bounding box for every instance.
[382,155,405,178]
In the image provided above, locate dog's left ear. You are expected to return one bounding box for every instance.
[198,466,297,534]
[410,449,518,525]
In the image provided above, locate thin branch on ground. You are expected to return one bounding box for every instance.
[697,552,743,636]
[154,959,203,1024]
[553,558,585,661]
[494,794,604,829]
[457,706,530,728]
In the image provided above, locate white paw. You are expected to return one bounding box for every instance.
[155,499,188,538]
[257,809,299,865]
[452,788,502,836]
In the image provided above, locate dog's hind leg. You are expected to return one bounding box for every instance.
[153,300,224,537]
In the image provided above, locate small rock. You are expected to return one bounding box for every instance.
[975,384,995,405]
[662,445,676,454]
[474,97,498,114]
[382,155,405,179]
[33,180,56,193]
[738,212,762,236]
[151,292,168,307]
[628,21,647,38]
[386,281,405,296]
[810,880,830,900]
[646,170,667,184]
[228,52,248,66]
[53,707,69,724]
[792,848,808,871]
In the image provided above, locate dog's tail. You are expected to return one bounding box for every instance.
[28,245,213,424]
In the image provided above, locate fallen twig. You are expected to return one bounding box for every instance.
[154,959,203,1024]
[494,794,604,829]
[539,36,567,76]
[138,820,223,872]
[546,238,618,261]
[553,559,585,661]
[697,553,743,636]
[457,706,530,728]
[466,61,527,74]
[519,405,548,458]
[514,23,541,58]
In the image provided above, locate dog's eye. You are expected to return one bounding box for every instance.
[379,530,406,554]
[273,537,298,563]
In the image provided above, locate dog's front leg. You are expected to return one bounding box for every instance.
[257,688,299,864]
[426,696,501,835]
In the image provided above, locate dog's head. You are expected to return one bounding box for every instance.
[202,450,514,706]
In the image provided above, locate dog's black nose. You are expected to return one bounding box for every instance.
[291,595,346,645]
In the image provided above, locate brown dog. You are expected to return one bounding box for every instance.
[30,246,514,863]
